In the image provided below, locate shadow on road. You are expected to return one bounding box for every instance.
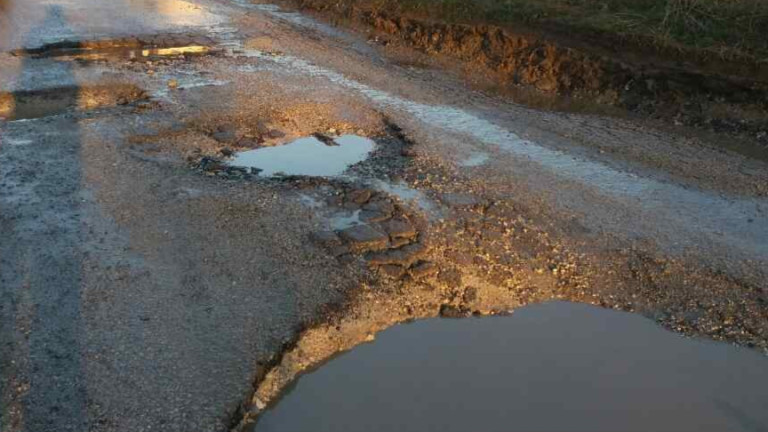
[0,4,89,431]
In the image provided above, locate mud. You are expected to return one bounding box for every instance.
[282,0,768,148]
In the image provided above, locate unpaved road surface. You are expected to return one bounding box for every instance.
[1,0,767,431]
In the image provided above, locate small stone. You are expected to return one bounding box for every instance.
[390,237,411,248]
[366,243,427,267]
[212,125,237,144]
[347,189,373,205]
[220,147,234,157]
[253,397,267,411]
[313,133,337,146]
[310,230,342,247]
[266,129,285,139]
[382,218,417,239]
[363,199,395,215]
[379,264,406,279]
[439,193,483,208]
[439,304,470,318]
[409,261,438,279]
[167,79,179,89]
[328,245,351,257]
[462,287,478,303]
[338,225,389,251]
[360,210,391,223]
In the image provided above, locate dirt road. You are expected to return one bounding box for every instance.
[1,0,766,431]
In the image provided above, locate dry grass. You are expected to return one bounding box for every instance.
[314,0,768,63]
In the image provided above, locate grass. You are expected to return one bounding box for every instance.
[311,0,768,63]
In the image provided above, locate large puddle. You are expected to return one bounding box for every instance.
[254,302,768,432]
[228,135,375,177]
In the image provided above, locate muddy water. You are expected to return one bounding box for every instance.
[254,302,768,432]
[229,135,375,177]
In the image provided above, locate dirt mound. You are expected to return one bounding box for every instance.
[288,0,768,146]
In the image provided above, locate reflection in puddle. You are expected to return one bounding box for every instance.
[0,84,146,120]
[229,135,375,177]
[15,41,213,62]
[255,302,768,432]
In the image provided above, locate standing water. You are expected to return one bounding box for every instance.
[254,302,768,432]
[228,135,375,177]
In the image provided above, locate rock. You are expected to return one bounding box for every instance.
[310,230,342,247]
[338,225,389,251]
[220,147,234,157]
[381,218,417,239]
[439,304,470,318]
[390,237,412,248]
[379,264,406,279]
[328,245,351,257]
[366,243,427,267]
[360,210,391,223]
[347,189,373,205]
[312,132,337,146]
[462,286,478,303]
[439,193,483,208]
[266,129,285,139]
[236,137,262,148]
[363,199,395,215]
[167,79,179,89]
[212,125,237,144]
[409,261,438,279]
[198,157,225,172]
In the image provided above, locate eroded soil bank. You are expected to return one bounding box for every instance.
[274,0,768,149]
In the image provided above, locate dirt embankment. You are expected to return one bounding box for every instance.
[279,0,768,147]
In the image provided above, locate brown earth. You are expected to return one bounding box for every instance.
[275,0,768,148]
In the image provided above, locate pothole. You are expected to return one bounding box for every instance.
[11,34,218,62]
[227,135,375,178]
[250,301,768,432]
[0,84,147,121]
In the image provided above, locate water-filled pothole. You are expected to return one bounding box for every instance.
[12,36,216,62]
[253,302,768,432]
[228,135,375,177]
[0,84,147,120]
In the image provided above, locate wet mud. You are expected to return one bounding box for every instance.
[280,0,768,148]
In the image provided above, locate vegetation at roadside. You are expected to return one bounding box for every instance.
[309,0,768,63]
